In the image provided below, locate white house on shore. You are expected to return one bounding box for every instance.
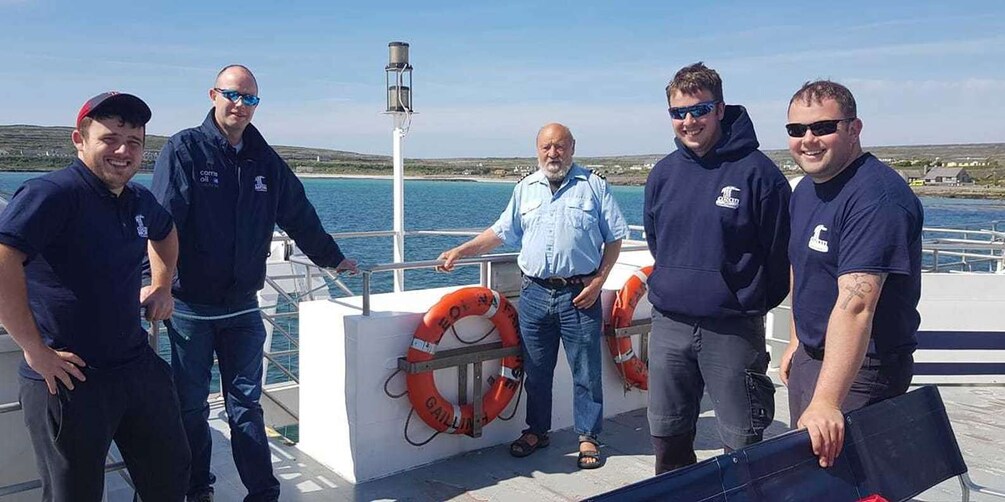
[924,167,972,185]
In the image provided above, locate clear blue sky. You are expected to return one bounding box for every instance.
[1,0,1003,158]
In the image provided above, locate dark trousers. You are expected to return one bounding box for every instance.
[166,298,279,501]
[19,348,190,502]
[648,309,775,474]
[787,344,914,427]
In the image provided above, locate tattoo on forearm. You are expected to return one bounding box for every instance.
[839,273,876,310]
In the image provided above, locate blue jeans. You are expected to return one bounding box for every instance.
[165,298,280,502]
[518,277,604,438]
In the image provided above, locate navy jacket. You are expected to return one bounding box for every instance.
[644,105,790,318]
[151,111,344,306]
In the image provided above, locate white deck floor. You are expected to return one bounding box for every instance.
[98,379,1005,502]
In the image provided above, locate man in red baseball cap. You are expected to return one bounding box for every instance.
[0,92,190,501]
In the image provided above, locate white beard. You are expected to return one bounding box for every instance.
[540,160,572,182]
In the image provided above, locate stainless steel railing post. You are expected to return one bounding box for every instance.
[362,270,372,316]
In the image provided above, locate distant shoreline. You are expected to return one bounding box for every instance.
[2,168,1003,199]
[296,173,517,184]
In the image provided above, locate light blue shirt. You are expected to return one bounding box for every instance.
[491,163,629,278]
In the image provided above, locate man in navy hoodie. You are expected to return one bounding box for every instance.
[152,65,357,502]
[643,62,791,474]
[782,81,921,469]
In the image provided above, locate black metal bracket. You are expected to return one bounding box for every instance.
[605,319,652,365]
[397,341,522,438]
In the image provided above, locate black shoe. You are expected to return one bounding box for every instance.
[187,491,213,502]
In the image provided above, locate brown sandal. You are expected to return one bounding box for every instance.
[578,438,603,469]
[510,431,550,458]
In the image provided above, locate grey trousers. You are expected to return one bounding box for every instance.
[787,344,914,427]
[647,309,775,450]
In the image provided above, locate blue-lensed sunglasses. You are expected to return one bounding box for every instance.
[214,88,260,107]
[668,100,720,120]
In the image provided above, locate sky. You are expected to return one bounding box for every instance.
[1,1,1003,158]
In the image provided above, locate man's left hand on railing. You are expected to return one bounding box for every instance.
[140,285,174,321]
[436,248,462,272]
[335,258,359,275]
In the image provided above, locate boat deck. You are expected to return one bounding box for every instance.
[101,378,1005,501]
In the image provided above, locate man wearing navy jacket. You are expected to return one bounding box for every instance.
[0,92,190,501]
[152,65,357,502]
[643,63,791,474]
[781,81,921,469]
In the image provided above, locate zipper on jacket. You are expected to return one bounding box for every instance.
[235,153,244,286]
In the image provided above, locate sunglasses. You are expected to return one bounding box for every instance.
[785,118,854,138]
[668,100,720,120]
[214,88,261,107]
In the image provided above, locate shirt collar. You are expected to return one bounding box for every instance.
[70,159,135,200]
[526,163,588,185]
[199,109,265,154]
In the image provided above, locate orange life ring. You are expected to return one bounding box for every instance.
[406,286,523,435]
[606,266,652,390]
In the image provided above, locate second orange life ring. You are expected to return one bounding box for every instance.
[606,266,652,390]
[406,287,523,435]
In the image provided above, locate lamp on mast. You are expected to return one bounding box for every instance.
[385,41,413,292]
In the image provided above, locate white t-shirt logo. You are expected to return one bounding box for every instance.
[254,176,268,192]
[715,186,740,209]
[135,215,148,238]
[808,224,829,253]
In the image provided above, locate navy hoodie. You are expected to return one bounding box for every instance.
[151,111,345,306]
[644,105,790,318]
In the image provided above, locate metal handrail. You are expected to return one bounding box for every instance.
[375,254,507,316]
[0,460,128,497]
[923,250,1004,260]
[407,229,483,237]
[923,227,1005,238]
[921,225,1005,272]
[272,228,494,243]
[294,237,651,316]
[924,241,1005,250]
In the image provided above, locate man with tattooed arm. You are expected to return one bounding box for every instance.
[780,80,923,469]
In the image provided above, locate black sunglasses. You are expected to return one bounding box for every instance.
[785,118,855,138]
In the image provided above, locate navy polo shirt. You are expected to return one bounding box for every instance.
[789,154,923,357]
[0,160,173,379]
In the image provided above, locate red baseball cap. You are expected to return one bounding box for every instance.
[75,92,152,129]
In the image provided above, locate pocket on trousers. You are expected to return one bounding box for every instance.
[745,370,775,432]
[48,387,66,443]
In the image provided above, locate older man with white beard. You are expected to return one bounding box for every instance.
[437,123,627,469]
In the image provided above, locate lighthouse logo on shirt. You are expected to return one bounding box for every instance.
[715,186,740,209]
[254,175,268,192]
[808,224,829,253]
[135,215,148,238]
